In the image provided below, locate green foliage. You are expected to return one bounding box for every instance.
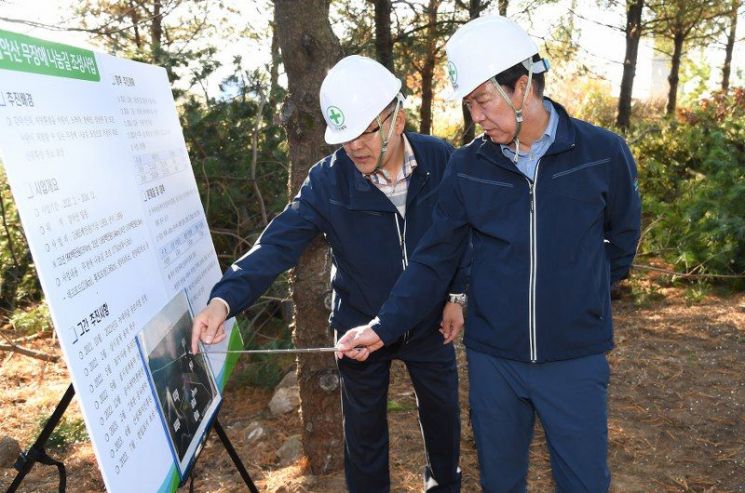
[181,63,289,267]
[0,165,43,312]
[631,88,745,287]
[563,79,744,290]
[73,0,239,94]
[684,280,710,304]
[181,61,295,390]
[330,0,375,57]
[628,277,665,308]
[229,313,294,389]
[9,302,51,335]
[387,399,417,413]
[543,3,581,69]
[38,416,89,449]
[678,51,713,108]
[232,353,292,390]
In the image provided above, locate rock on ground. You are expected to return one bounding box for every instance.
[276,435,303,466]
[244,421,266,444]
[0,436,21,468]
[269,386,300,416]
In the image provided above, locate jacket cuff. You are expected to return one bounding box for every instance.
[209,286,244,320]
[369,316,399,346]
[211,297,231,318]
[448,278,466,294]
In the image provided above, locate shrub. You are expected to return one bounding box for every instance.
[631,88,745,287]
[37,416,89,449]
[9,302,51,335]
[0,166,43,312]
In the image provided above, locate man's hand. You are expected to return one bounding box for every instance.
[335,325,384,361]
[191,299,229,354]
[440,302,464,344]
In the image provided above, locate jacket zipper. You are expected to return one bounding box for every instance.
[394,213,412,343]
[477,139,575,361]
[527,160,541,362]
[394,214,408,270]
[399,171,429,344]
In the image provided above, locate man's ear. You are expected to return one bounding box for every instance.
[395,108,407,134]
[515,75,530,100]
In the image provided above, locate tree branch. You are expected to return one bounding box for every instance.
[249,81,269,227]
[0,331,58,362]
[0,343,58,362]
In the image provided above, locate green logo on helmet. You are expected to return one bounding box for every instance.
[327,106,345,128]
[447,61,458,87]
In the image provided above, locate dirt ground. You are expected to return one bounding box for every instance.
[1,286,743,492]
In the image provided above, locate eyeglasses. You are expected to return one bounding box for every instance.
[358,110,394,137]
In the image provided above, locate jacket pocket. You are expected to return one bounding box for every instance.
[330,197,382,216]
[551,158,610,179]
[457,173,514,188]
[550,158,609,208]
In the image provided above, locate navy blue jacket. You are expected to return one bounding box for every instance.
[372,101,641,363]
[210,132,467,341]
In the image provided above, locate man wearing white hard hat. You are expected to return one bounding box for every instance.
[192,55,466,492]
[338,16,641,492]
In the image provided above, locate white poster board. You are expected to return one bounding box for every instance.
[0,30,241,492]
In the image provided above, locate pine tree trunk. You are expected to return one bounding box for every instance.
[373,0,394,71]
[617,0,644,129]
[129,0,142,50]
[269,22,282,104]
[150,0,163,63]
[666,32,684,116]
[419,0,440,135]
[274,0,344,475]
[721,0,739,92]
[498,0,509,16]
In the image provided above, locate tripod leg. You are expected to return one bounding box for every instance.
[213,419,259,493]
[7,383,75,493]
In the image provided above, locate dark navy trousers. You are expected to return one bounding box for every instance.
[467,349,610,493]
[337,329,461,493]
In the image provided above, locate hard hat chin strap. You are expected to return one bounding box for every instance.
[489,62,534,164]
[374,93,404,172]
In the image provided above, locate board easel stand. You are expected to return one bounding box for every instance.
[7,383,259,493]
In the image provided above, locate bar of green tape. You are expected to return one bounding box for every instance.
[0,29,100,82]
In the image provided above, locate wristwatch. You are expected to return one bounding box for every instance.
[448,293,467,307]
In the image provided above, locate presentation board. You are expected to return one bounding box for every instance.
[0,29,241,492]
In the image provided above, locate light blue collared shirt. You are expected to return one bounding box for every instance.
[500,99,558,181]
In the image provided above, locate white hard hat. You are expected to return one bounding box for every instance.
[445,15,548,100]
[320,55,402,145]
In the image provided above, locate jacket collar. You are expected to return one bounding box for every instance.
[544,99,576,156]
[339,132,431,213]
[404,133,432,208]
[475,97,576,173]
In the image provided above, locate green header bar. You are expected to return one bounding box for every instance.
[0,29,100,82]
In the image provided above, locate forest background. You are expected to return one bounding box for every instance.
[0,0,743,490]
